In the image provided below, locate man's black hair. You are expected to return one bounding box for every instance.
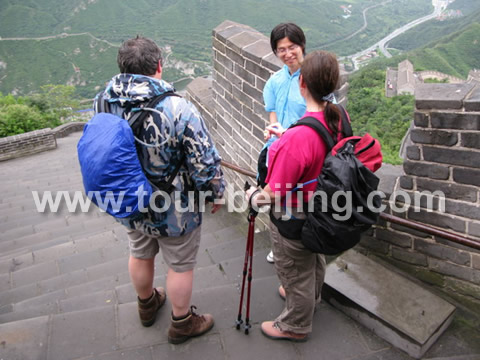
[270,23,306,55]
[117,36,163,75]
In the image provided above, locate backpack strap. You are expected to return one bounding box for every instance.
[94,92,110,114]
[129,91,183,191]
[128,91,180,133]
[292,104,352,151]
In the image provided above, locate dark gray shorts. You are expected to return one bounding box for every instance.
[127,226,201,273]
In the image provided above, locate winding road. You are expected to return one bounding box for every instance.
[349,0,446,70]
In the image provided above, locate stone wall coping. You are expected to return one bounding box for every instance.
[186,77,214,113]
[214,20,282,76]
[415,83,476,110]
[53,122,86,138]
[0,128,53,144]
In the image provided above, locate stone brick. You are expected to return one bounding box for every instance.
[215,51,233,72]
[227,31,261,53]
[253,100,268,122]
[399,176,413,190]
[215,24,249,43]
[461,133,480,149]
[222,112,241,135]
[375,228,412,248]
[225,68,243,90]
[428,257,473,282]
[245,59,271,81]
[213,59,225,76]
[430,111,480,130]
[414,238,471,266]
[249,125,262,141]
[464,85,480,111]
[403,161,449,180]
[216,113,233,135]
[213,20,239,34]
[232,85,253,109]
[390,223,431,239]
[473,254,480,270]
[212,80,225,97]
[226,47,245,66]
[261,53,282,72]
[243,105,266,130]
[415,83,475,110]
[234,63,255,86]
[453,167,480,187]
[213,38,226,54]
[225,91,243,112]
[406,145,421,160]
[217,91,232,113]
[414,112,429,127]
[256,76,266,92]
[243,82,263,103]
[243,39,272,63]
[410,129,458,146]
[213,101,225,118]
[423,146,480,168]
[416,177,476,203]
[444,199,480,221]
[408,208,466,234]
[392,247,428,266]
[434,235,480,255]
[468,221,480,238]
[215,73,232,94]
[359,234,389,254]
[215,119,231,142]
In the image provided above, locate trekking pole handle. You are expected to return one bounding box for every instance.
[244,181,259,218]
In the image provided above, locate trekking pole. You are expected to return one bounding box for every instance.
[235,181,258,334]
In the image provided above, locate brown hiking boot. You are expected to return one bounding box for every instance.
[168,305,214,344]
[138,287,166,327]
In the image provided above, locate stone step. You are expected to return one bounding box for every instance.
[0,228,124,274]
[0,274,286,360]
[0,257,130,306]
[0,242,274,324]
[0,219,116,260]
[323,249,456,359]
[0,235,129,292]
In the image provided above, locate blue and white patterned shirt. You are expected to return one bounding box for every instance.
[96,74,225,237]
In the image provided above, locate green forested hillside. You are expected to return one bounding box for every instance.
[407,21,480,78]
[0,0,434,98]
[346,64,414,165]
[346,17,480,164]
[389,1,480,51]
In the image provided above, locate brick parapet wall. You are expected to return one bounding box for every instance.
[360,82,480,309]
[0,122,86,162]
[53,121,85,138]
[0,128,57,162]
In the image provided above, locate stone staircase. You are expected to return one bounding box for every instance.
[1,133,479,360]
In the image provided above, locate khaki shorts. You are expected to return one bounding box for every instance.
[126,226,201,273]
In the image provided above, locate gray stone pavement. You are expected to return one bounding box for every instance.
[0,132,479,360]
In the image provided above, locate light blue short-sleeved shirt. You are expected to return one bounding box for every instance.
[263,65,306,129]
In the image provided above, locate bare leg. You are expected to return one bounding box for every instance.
[129,255,155,300]
[166,268,194,317]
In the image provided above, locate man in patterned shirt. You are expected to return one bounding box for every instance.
[95,36,225,344]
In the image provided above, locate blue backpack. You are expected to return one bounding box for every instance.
[77,92,181,218]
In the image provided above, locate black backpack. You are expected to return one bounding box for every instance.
[270,106,383,255]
